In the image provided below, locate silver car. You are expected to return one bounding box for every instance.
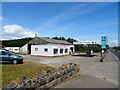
[0,49,23,64]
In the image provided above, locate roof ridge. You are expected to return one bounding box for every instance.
[40,37,68,42]
[28,37,72,45]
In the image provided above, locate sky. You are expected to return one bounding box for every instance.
[0,2,118,46]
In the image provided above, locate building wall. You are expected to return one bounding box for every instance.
[31,44,74,56]
[19,44,28,54]
[5,47,20,53]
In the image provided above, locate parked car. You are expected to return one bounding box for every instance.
[0,49,23,64]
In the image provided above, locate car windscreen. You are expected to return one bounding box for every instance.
[4,49,14,55]
[0,51,8,55]
[8,51,14,55]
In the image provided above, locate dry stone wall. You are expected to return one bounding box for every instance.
[5,63,80,90]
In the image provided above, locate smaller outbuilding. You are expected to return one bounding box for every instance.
[20,37,74,56]
[5,47,20,53]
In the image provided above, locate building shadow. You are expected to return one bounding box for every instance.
[72,54,97,57]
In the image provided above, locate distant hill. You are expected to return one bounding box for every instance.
[2,37,33,47]
[1,37,77,47]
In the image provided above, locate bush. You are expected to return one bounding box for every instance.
[75,45,101,53]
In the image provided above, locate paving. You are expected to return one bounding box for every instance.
[22,51,118,88]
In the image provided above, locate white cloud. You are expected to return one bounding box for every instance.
[110,40,118,47]
[2,24,39,40]
[0,17,4,20]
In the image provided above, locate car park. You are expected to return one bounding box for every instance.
[0,49,23,64]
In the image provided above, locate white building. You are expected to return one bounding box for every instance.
[73,40,100,45]
[5,47,20,53]
[20,37,74,56]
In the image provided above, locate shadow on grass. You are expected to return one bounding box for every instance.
[0,62,24,65]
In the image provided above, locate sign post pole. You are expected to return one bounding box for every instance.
[100,36,107,62]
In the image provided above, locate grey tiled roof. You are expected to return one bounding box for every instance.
[28,37,72,45]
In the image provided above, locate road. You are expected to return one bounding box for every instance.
[54,51,118,88]
[23,52,118,88]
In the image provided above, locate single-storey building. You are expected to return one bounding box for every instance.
[20,37,74,56]
[5,47,20,53]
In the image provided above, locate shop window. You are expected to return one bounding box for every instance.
[60,49,63,54]
[35,48,38,51]
[53,49,58,54]
[65,49,68,53]
[44,48,48,52]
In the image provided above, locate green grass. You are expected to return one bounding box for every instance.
[0,61,53,87]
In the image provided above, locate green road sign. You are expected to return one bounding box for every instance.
[101,36,107,49]
[102,40,106,49]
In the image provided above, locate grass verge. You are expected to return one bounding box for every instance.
[1,61,53,87]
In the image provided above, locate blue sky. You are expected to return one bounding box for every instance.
[1,2,118,46]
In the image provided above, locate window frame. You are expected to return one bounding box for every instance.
[65,49,68,53]
[53,48,58,54]
[44,48,48,52]
[60,48,64,54]
[35,48,38,51]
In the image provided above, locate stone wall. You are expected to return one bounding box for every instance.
[5,63,80,89]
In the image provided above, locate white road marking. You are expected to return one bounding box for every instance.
[110,51,119,62]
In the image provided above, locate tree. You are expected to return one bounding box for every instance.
[2,37,33,47]
[67,38,77,43]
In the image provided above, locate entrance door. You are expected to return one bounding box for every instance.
[70,47,73,52]
[28,44,32,54]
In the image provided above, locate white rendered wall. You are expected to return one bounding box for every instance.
[31,45,53,56]
[5,47,20,53]
[19,44,28,54]
[31,44,74,56]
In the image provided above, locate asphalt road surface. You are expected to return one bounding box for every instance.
[23,52,118,88]
[54,51,118,88]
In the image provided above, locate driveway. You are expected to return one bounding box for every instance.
[22,52,118,88]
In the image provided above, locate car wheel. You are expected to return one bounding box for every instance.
[12,60,18,64]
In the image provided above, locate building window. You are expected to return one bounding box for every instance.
[65,49,68,53]
[60,49,63,54]
[53,49,58,54]
[35,48,38,51]
[44,48,48,52]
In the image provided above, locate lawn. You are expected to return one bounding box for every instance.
[1,61,53,87]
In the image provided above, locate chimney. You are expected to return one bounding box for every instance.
[35,33,37,37]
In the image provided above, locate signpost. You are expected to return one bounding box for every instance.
[100,36,107,62]
[101,36,107,49]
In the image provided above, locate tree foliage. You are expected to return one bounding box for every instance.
[2,37,77,47]
[112,46,120,51]
[2,37,33,47]
[75,44,101,52]
[1,36,101,53]
[52,37,77,43]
